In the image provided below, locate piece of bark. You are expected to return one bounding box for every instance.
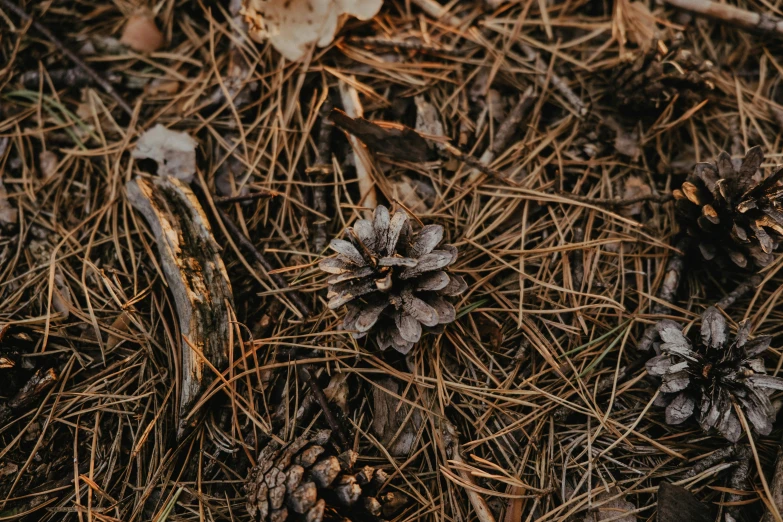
[126,176,234,437]
[371,378,422,457]
[657,482,713,522]
[7,368,57,410]
[329,109,430,164]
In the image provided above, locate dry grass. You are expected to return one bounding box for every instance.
[2,0,783,521]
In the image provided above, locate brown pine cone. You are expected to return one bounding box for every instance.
[674,146,783,269]
[645,306,783,442]
[319,205,466,354]
[614,43,714,114]
[245,430,394,522]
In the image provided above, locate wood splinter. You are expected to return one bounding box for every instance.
[127,176,234,438]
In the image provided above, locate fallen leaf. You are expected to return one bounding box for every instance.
[619,176,651,217]
[414,96,445,141]
[107,312,133,350]
[583,488,636,522]
[390,174,435,213]
[323,372,349,413]
[132,124,198,182]
[39,150,58,179]
[242,0,383,61]
[120,11,164,53]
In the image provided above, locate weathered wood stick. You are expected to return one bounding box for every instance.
[664,0,783,36]
[127,176,234,438]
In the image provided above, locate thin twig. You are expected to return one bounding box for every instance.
[716,275,762,310]
[441,143,519,187]
[214,191,279,205]
[311,101,333,253]
[217,208,312,318]
[559,191,675,207]
[0,0,134,116]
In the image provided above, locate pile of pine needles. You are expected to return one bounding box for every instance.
[2,0,783,521]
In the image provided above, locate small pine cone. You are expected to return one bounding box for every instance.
[674,146,783,269]
[245,430,392,522]
[319,205,466,354]
[614,44,714,114]
[645,306,783,442]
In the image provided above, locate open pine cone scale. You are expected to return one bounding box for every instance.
[320,205,466,353]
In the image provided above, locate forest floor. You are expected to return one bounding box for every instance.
[1,0,783,521]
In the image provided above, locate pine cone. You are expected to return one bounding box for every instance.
[614,44,714,114]
[245,430,393,522]
[645,307,783,442]
[319,205,466,354]
[674,146,783,269]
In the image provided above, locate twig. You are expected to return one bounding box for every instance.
[684,445,738,478]
[347,36,461,56]
[559,191,674,207]
[716,275,762,310]
[468,86,536,182]
[441,421,497,522]
[217,207,312,318]
[297,365,349,449]
[519,44,588,117]
[311,101,333,253]
[664,0,783,36]
[0,0,133,116]
[441,143,519,187]
[639,237,690,351]
[214,190,279,205]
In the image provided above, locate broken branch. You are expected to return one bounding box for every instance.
[127,176,234,437]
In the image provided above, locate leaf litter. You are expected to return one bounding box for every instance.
[2,0,783,521]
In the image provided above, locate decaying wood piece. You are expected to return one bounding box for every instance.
[126,176,233,437]
[664,0,783,36]
[371,378,422,457]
